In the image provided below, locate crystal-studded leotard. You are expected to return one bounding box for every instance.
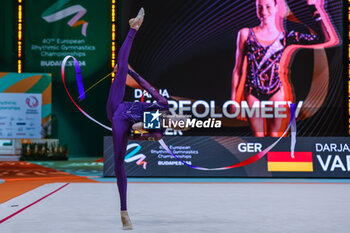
[244,28,323,100]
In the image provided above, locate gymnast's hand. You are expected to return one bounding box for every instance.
[132,122,144,136]
[306,0,320,7]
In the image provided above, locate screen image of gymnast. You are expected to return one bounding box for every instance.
[231,0,339,137]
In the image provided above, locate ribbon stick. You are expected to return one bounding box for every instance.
[61,56,112,131]
[159,103,297,171]
[61,56,86,100]
[78,72,113,101]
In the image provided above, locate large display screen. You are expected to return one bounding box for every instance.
[120,0,345,137]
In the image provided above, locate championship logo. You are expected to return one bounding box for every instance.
[42,0,88,36]
[125,143,147,169]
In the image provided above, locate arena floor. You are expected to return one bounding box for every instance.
[0,159,349,233]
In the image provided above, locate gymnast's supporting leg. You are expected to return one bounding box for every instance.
[112,117,133,229]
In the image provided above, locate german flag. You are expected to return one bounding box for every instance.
[267,152,313,172]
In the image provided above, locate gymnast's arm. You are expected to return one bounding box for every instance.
[308,0,329,43]
[113,64,168,105]
[127,68,168,106]
[287,0,339,47]
[231,28,248,102]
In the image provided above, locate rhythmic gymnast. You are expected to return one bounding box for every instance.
[106,8,170,230]
[231,0,339,137]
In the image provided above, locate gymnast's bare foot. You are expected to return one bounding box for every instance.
[121,210,133,230]
[129,8,145,30]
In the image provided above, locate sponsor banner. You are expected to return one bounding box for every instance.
[0,72,52,138]
[0,93,42,139]
[103,136,350,178]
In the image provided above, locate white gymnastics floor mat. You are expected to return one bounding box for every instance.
[0,182,349,233]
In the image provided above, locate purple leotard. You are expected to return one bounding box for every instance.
[106,28,168,211]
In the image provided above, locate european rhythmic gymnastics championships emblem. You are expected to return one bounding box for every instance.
[42,0,88,36]
[143,110,161,129]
